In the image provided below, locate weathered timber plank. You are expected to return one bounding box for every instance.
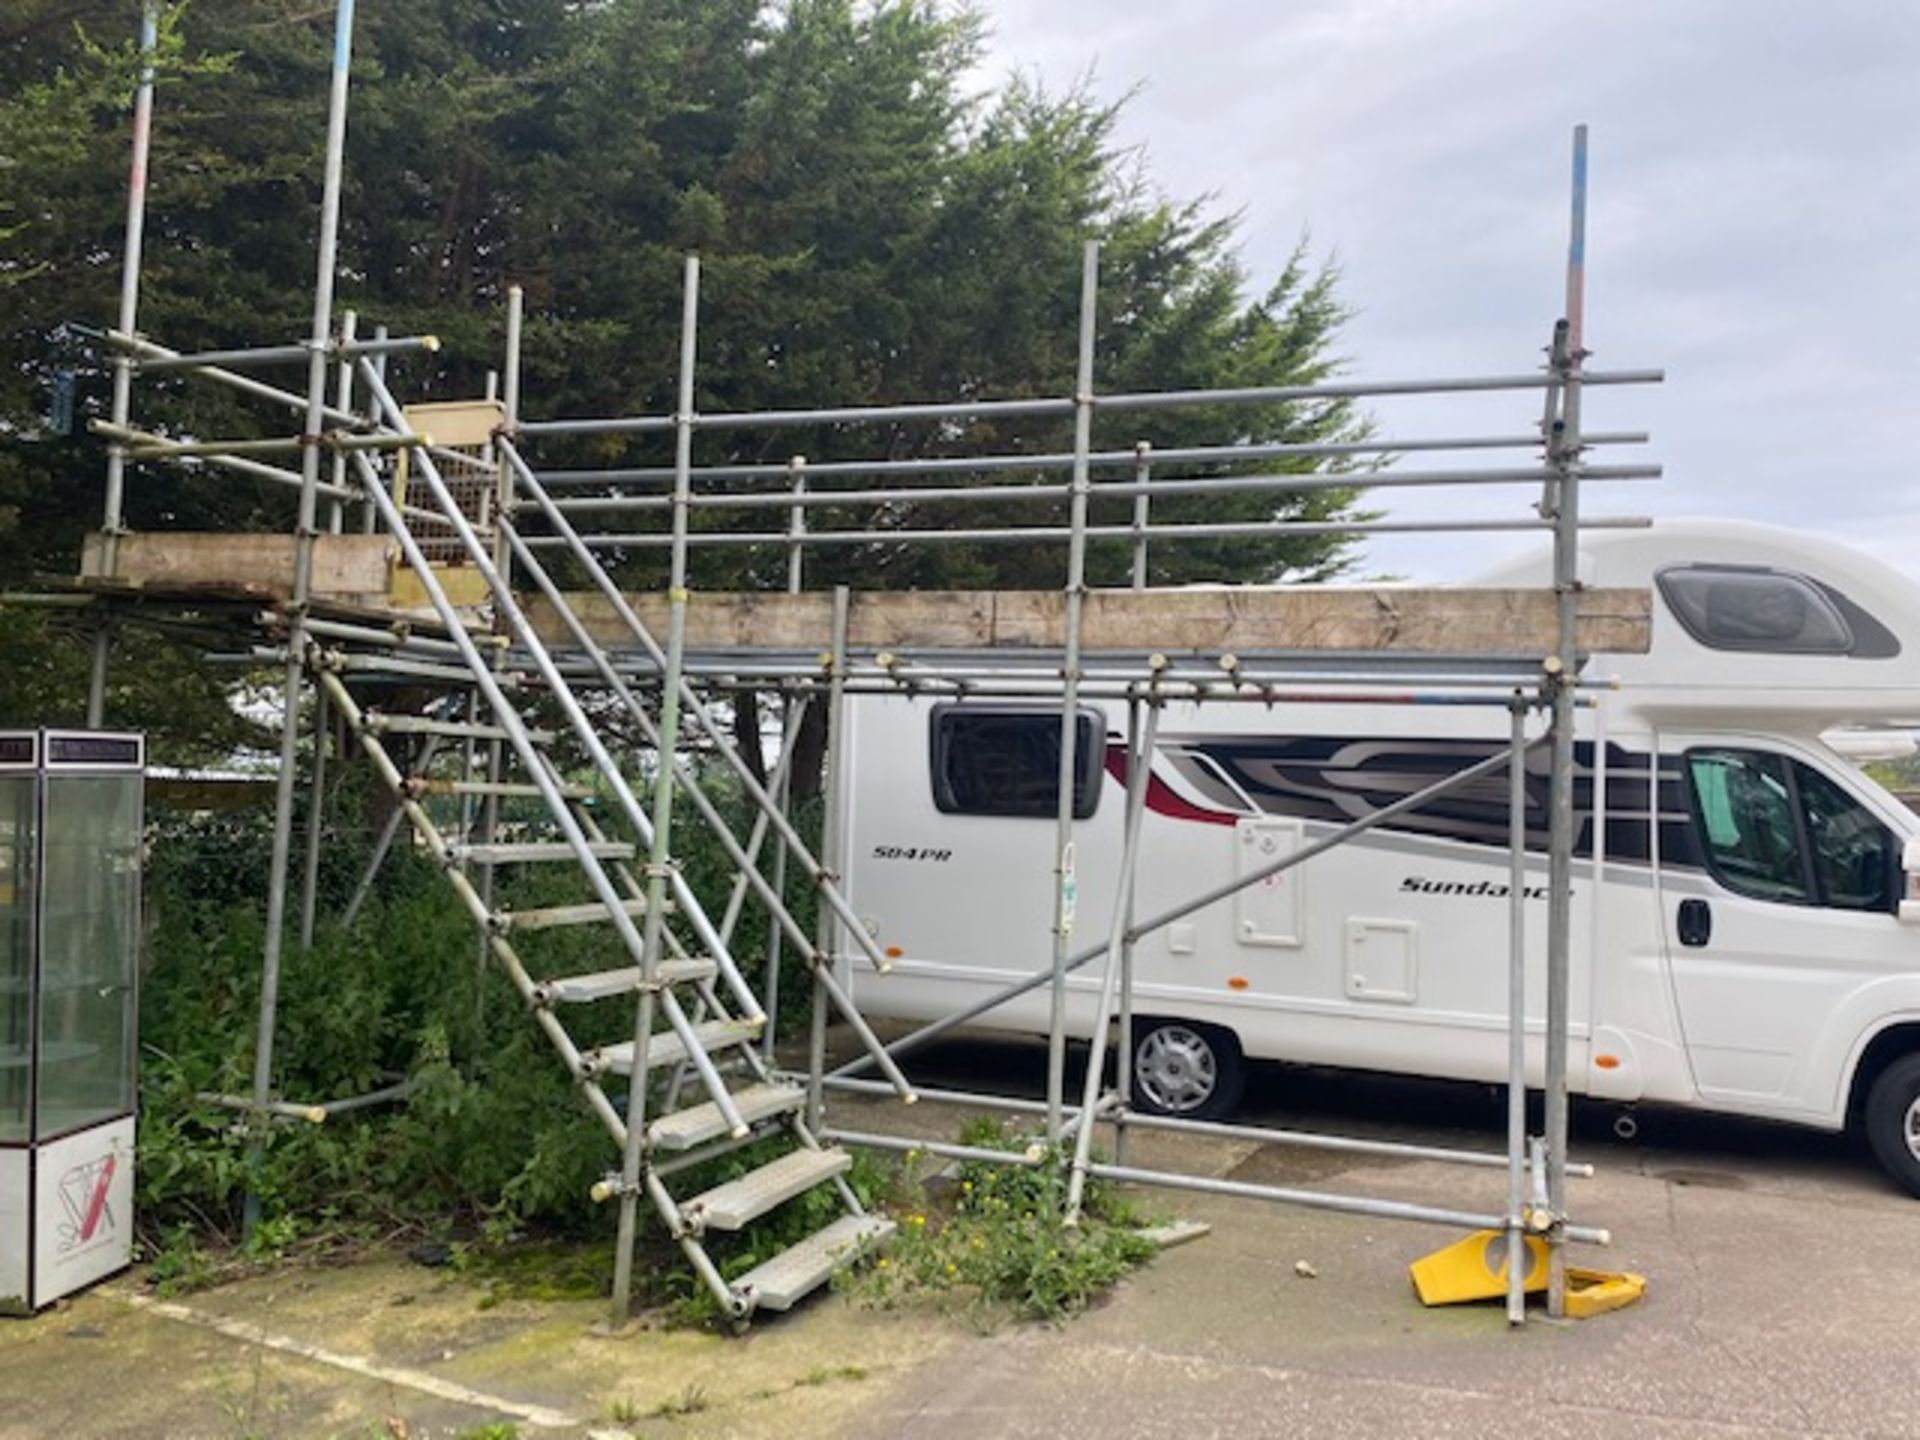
[525,587,1650,656]
[81,531,392,600]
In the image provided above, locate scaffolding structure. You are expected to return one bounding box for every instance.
[55,0,1666,1327]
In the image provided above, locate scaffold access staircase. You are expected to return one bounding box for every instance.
[304,379,907,1321]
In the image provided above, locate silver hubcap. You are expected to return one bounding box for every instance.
[1906,1097,1920,1164]
[1135,1025,1217,1114]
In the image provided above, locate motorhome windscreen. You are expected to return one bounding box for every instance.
[1795,763,1897,911]
[929,705,1102,819]
[1685,748,1895,911]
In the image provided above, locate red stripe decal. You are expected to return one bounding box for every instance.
[80,1155,115,1242]
[1105,745,1239,827]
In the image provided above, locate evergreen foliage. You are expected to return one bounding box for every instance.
[2,1,1370,758]
[2,3,1381,1278]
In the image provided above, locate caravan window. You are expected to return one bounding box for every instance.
[1684,748,1895,911]
[1657,566,1855,654]
[930,705,1103,819]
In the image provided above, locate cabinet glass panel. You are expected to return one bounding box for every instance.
[37,776,140,1137]
[0,776,33,1143]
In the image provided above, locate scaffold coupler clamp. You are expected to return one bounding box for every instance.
[589,1172,637,1204]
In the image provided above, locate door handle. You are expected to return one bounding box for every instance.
[1676,897,1712,948]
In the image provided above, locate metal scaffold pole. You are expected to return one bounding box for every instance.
[297,687,330,950]
[610,256,703,1326]
[475,285,524,1037]
[246,0,357,1238]
[1542,122,1590,1318]
[87,1,159,727]
[809,587,853,1133]
[1505,692,1531,1326]
[1066,695,1160,1218]
[1047,239,1101,1142]
[86,40,1646,1319]
[326,309,356,535]
[1129,441,1153,590]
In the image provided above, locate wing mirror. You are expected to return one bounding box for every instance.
[1900,837,1920,923]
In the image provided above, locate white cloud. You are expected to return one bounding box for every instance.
[974,0,1920,579]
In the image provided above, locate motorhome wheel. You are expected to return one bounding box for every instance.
[1131,1019,1247,1120]
[1864,1054,1920,1198]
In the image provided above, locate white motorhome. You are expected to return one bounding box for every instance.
[838,519,1920,1195]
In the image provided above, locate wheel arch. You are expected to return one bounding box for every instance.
[1846,1021,1920,1127]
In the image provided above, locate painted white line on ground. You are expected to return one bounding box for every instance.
[122,1291,592,1432]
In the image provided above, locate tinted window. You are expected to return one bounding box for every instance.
[931,706,1102,819]
[1684,747,1895,912]
[1686,750,1809,902]
[1658,566,1853,654]
[1796,764,1895,911]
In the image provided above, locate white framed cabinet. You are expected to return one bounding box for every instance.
[0,730,142,1314]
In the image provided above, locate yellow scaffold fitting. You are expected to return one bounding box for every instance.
[1408,1229,1647,1317]
[1564,1266,1647,1318]
[1409,1229,1546,1306]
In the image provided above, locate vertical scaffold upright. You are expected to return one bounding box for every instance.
[70,0,1661,1328]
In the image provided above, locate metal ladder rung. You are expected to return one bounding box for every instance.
[365,714,554,744]
[499,898,662,932]
[449,840,635,865]
[733,1214,896,1312]
[535,958,717,1005]
[648,1082,805,1151]
[681,1146,851,1231]
[586,1018,762,1076]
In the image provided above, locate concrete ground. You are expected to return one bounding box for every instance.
[5,1032,1918,1439]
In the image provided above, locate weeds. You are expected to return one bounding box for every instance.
[134,773,821,1274]
[133,777,1153,1340]
[845,1118,1157,1326]
[648,1383,710,1419]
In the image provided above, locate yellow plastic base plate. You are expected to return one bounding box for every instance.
[1409,1231,1648,1318]
[1564,1266,1647,1318]
[1409,1229,1546,1306]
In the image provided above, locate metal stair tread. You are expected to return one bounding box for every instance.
[732,1214,896,1312]
[588,1017,762,1075]
[499,897,663,932]
[451,840,635,864]
[648,1082,805,1151]
[681,1146,852,1231]
[537,958,717,1005]
[365,714,555,745]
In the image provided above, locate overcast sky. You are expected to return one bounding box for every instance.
[973,0,1920,580]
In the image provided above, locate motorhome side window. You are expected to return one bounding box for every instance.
[930,705,1102,819]
[1684,749,1895,912]
[1656,565,1898,655]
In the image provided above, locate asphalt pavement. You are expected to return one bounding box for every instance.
[3,1027,1914,1438]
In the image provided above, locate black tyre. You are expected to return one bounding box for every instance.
[1128,1017,1247,1121]
[1863,1053,1920,1198]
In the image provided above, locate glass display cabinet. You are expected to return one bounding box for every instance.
[0,730,142,1314]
